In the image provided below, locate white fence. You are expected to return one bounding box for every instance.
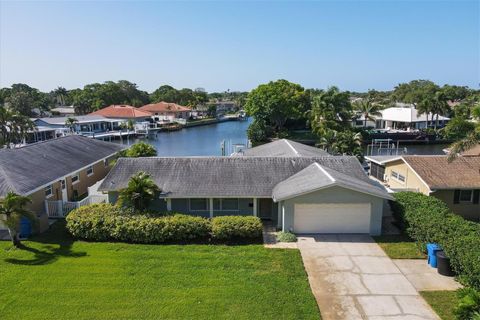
[45,194,108,218]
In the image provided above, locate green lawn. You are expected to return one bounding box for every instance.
[0,223,320,320]
[420,290,459,320]
[373,235,426,259]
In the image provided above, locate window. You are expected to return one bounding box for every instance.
[391,171,405,184]
[104,159,109,167]
[86,166,94,176]
[71,174,80,184]
[460,190,473,202]
[190,198,208,211]
[45,185,53,198]
[61,179,66,190]
[213,198,239,211]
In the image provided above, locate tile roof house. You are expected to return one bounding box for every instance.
[139,102,191,123]
[0,136,125,232]
[365,155,480,221]
[90,105,153,120]
[100,141,392,235]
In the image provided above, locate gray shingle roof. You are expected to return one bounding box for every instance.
[99,156,389,200]
[0,136,125,196]
[239,139,330,157]
[272,163,392,201]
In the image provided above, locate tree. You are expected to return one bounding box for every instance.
[245,80,308,132]
[441,85,470,102]
[64,117,78,133]
[443,117,476,140]
[353,98,383,128]
[0,106,34,147]
[430,91,450,130]
[125,142,157,157]
[247,118,271,143]
[118,172,160,211]
[309,87,352,136]
[0,192,36,247]
[52,87,69,106]
[319,129,363,161]
[447,126,480,162]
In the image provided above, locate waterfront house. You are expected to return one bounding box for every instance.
[377,105,450,130]
[100,145,392,235]
[139,102,191,124]
[365,155,480,221]
[51,105,76,117]
[0,136,125,232]
[33,115,128,137]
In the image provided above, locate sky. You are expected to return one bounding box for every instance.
[0,0,479,93]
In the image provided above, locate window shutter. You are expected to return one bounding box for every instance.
[453,190,460,204]
[473,190,480,204]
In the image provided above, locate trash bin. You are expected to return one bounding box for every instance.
[427,243,441,268]
[436,251,455,276]
[19,217,32,238]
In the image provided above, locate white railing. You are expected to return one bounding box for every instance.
[45,194,108,218]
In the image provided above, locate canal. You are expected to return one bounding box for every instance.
[117,119,448,156]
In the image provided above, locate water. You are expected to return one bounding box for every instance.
[117,118,447,156]
[120,119,252,156]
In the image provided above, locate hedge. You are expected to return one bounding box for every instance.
[66,203,263,243]
[392,192,480,290]
[211,216,263,241]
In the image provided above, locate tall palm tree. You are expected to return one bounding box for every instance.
[0,192,36,247]
[353,99,383,128]
[431,91,450,130]
[53,87,68,106]
[64,117,78,134]
[417,97,434,129]
[447,129,480,162]
[118,171,160,211]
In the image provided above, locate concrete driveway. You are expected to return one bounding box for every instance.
[298,234,439,320]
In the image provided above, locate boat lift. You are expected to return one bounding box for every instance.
[366,139,407,156]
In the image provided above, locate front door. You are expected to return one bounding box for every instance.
[258,198,273,219]
[60,179,68,202]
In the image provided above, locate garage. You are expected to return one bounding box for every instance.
[293,203,371,234]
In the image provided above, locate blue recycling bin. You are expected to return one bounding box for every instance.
[427,243,441,268]
[19,217,32,238]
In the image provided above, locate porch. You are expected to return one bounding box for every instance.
[45,194,108,218]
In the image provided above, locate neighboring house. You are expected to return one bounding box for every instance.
[365,155,480,221]
[377,105,450,130]
[100,144,392,235]
[351,114,377,128]
[0,136,125,232]
[33,115,127,136]
[215,101,238,114]
[139,102,191,123]
[51,105,76,117]
[235,139,330,157]
[90,105,153,122]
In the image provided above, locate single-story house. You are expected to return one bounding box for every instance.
[90,105,153,122]
[139,102,191,123]
[377,105,450,130]
[99,154,392,235]
[51,105,76,117]
[33,115,128,135]
[235,139,330,157]
[365,155,480,221]
[0,136,125,232]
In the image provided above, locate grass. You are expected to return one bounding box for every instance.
[0,223,319,320]
[373,234,426,259]
[420,290,459,320]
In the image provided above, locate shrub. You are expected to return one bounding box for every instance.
[66,204,210,243]
[211,216,262,241]
[454,288,480,320]
[392,192,480,290]
[125,142,157,157]
[276,231,297,242]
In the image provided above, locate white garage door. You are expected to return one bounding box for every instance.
[294,203,371,234]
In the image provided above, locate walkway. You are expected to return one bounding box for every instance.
[297,234,439,320]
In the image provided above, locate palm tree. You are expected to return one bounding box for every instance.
[53,87,68,106]
[353,99,383,128]
[64,117,78,134]
[0,192,36,247]
[118,171,160,211]
[0,106,34,147]
[447,129,480,162]
[431,91,450,130]
[417,97,434,129]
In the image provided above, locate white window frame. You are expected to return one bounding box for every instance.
[86,166,94,177]
[71,173,80,185]
[213,198,240,211]
[391,171,405,184]
[189,198,209,211]
[459,190,473,203]
[45,185,53,198]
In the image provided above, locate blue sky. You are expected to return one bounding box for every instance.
[0,1,478,92]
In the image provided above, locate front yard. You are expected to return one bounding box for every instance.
[0,223,320,320]
[373,234,426,259]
